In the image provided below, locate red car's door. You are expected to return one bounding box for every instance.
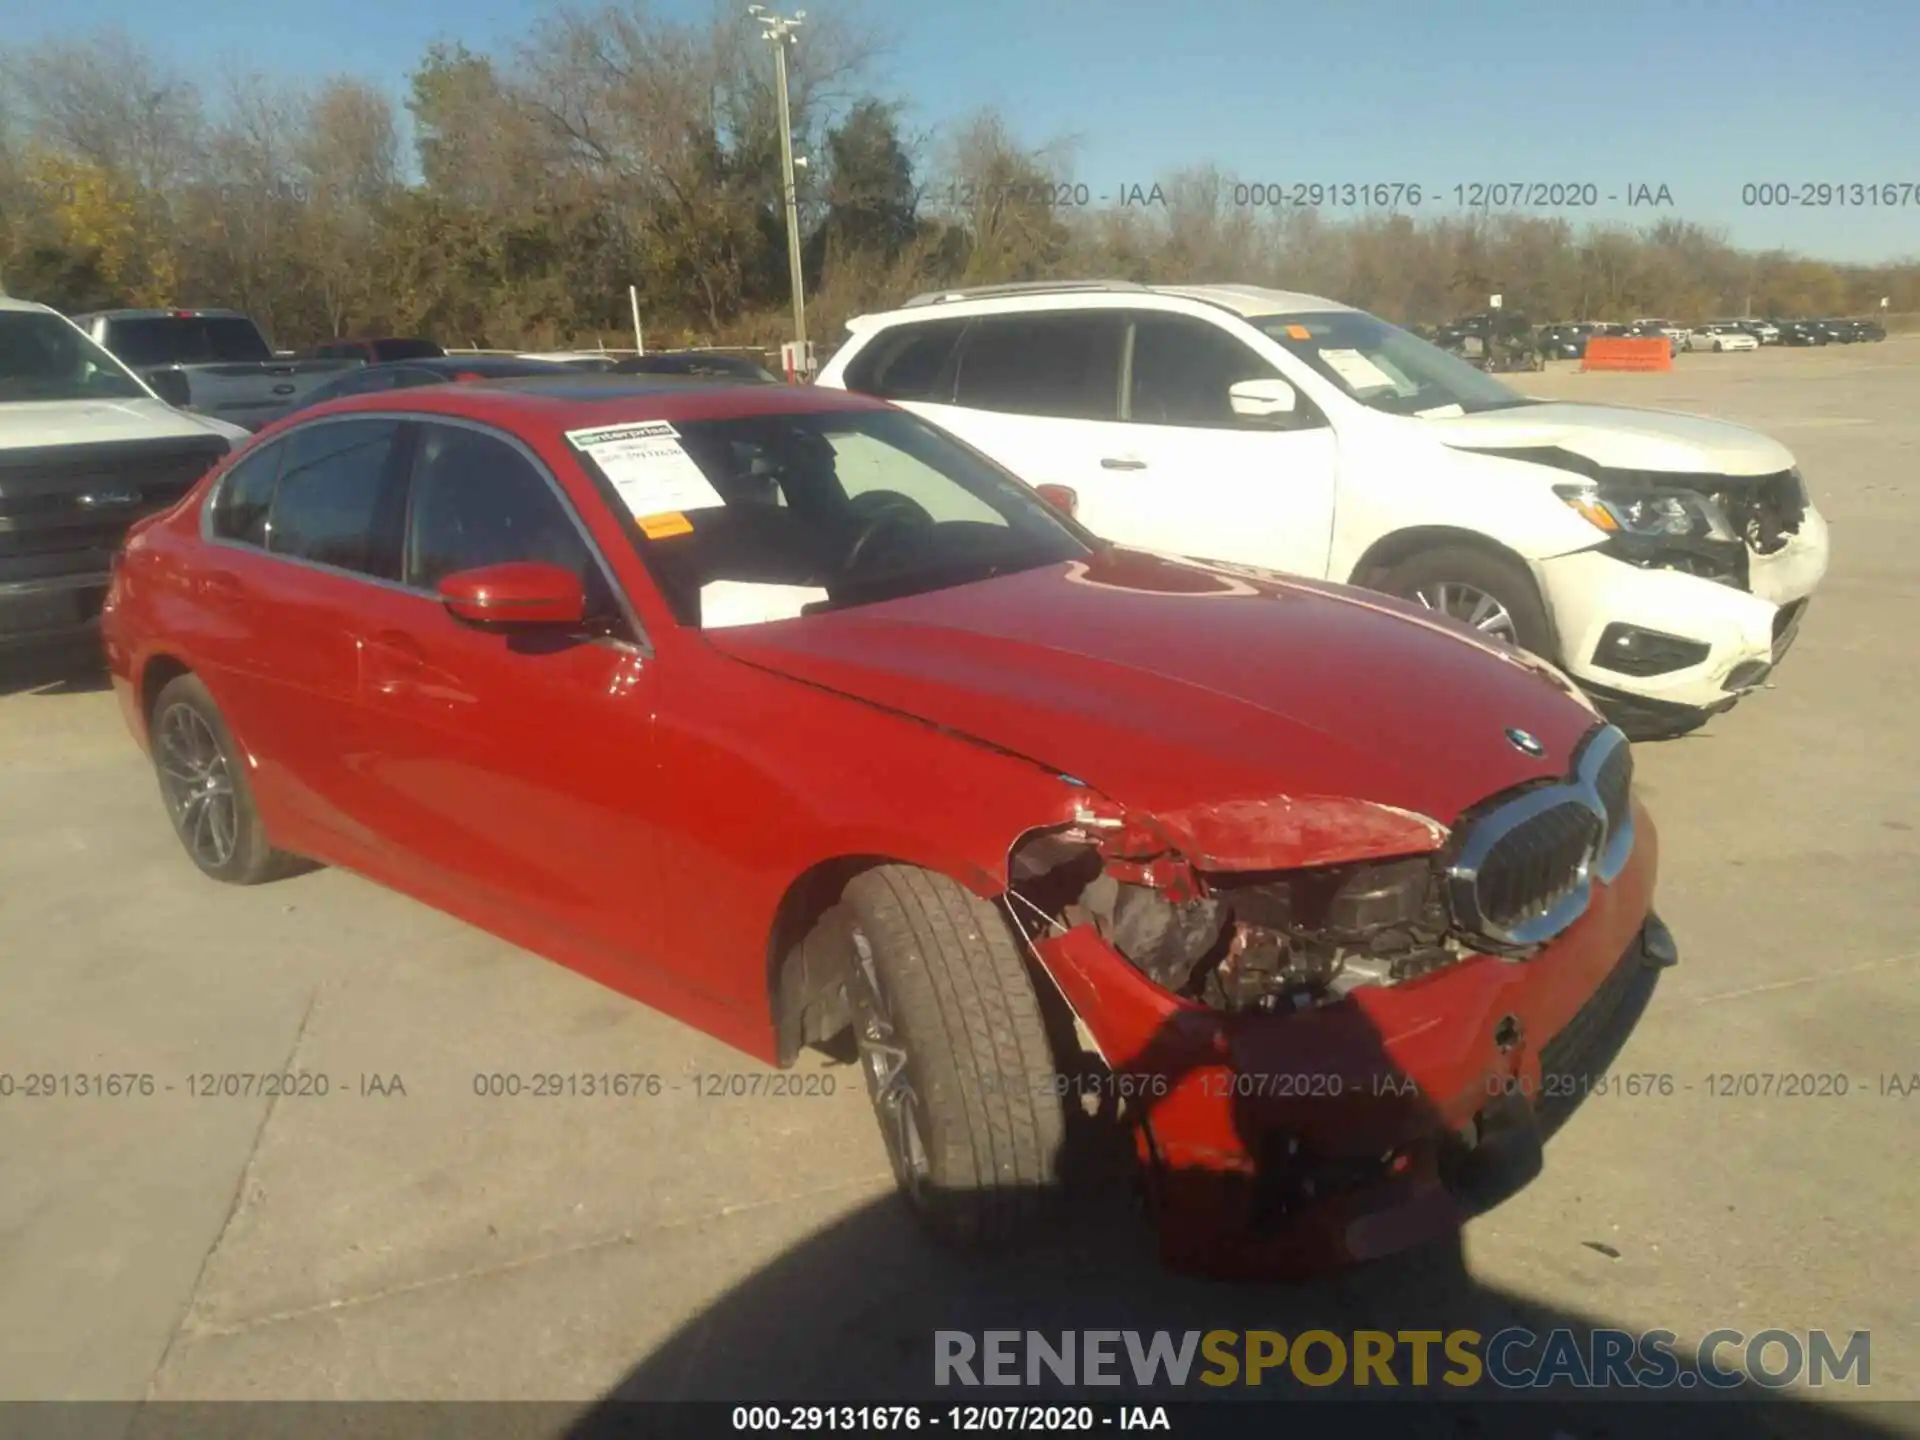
[349,419,678,987]
[190,416,412,851]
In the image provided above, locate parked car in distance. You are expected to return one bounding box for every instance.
[1689,323,1759,353]
[72,308,360,432]
[1631,318,1691,352]
[1810,318,1856,344]
[1535,323,1594,360]
[309,337,446,364]
[818,280,1830,741]
[611,350,782,383]
[101,371,1667,1278]
[280,355,581,417]
[1727,319,1780,344]
[1,296,248,651]
[1621,321,1682,357]
[1840,318,1887,342]
[1431,312,1542,371]
[1774,320,1828,346]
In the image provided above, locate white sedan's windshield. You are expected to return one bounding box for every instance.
[1254,311,1535,416]
[0,309,149,404]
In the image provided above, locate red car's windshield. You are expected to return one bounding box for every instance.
[566,407,1092,626]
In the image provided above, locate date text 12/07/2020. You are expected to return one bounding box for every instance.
[975,1068,1920,1102]
[940,181,1677,210]
[0,1070,849,1100]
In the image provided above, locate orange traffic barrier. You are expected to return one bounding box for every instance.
[1581,337,1672,372]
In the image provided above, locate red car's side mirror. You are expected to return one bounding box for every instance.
[437,562,587,627]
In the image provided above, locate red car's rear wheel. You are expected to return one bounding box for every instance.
[150,673,301,885]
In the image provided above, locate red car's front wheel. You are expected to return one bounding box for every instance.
[840,865,1067,1249]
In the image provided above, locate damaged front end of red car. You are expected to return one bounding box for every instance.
[1000,740,1665,1280]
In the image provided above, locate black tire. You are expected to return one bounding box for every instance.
[839,865,1066,1248]
[149,673,300,884]
[1373,545,1556,659]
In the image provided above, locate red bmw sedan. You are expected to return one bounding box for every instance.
[102,374,1667,1277]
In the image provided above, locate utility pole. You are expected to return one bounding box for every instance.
[750,5,808,360]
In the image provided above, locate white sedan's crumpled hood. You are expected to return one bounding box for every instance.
[0,397,244,451]
[1426,401,1795,476]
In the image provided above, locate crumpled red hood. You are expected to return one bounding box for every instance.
[705,550,1604,867]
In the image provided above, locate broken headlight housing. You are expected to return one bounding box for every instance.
[1060,854,1461,1015]
[1555,481,1736,543]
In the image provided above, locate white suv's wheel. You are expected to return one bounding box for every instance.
[1375,546,1556,658]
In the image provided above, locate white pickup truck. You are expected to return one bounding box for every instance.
[1,296,250,651]
[72,307,360,433]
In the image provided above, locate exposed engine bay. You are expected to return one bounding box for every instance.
[1704,468,1809,554]
[1007,827,1478,1015]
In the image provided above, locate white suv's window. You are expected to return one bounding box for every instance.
[1125,313,1301,428]
[828,430,1004,525]
[842,319,967,401]
[951,313,1125,420]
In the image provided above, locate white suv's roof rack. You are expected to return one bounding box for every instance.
[900,279,1151,309]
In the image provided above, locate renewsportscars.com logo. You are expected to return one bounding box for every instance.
[934,1329,1871,1391]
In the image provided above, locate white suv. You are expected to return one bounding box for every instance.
[816,280,1830,739]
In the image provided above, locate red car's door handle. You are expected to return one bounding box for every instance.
[360,630,429,697]
[1100,457,1147,471]
[202,570,245,602]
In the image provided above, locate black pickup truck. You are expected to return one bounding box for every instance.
[71,309,360,432]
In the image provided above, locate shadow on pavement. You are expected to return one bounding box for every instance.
[0,640,111,699]
[565,928,1908,1440]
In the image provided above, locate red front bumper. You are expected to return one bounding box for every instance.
[1033,800,1661,1279]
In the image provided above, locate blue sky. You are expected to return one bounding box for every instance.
[5,0,1917,262]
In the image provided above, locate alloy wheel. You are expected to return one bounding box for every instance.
[849,924,932,1197]
[156,703,238,868]
[1409,581,1517,641]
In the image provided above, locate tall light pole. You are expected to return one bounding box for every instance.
[750,4,807,359]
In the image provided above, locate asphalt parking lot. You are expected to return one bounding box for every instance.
[3,338,1917,1427]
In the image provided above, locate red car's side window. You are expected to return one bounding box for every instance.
[207,443,288,549]
[403,422,626,628]
[265,420,408,581]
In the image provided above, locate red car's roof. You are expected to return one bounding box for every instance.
[290,374,891,438]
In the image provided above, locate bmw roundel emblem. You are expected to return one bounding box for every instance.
[1505,727,1545,757]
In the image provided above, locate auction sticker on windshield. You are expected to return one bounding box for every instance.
[567,421,725,521]
[1317,347,1399,393]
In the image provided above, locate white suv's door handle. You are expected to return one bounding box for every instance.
[1100,457,1147,471]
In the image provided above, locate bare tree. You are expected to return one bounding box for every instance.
[930,108,1075,284]
[180,72,312,335]
[292,79,402,336]
[6,10,1916,346]
[2,29,203,193]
